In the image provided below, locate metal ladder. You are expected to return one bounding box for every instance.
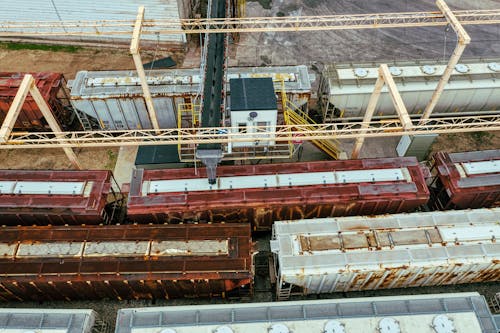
[276,280,293,301]
[74,109,95,131]
[488,293,500,313]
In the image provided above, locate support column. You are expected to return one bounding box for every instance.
[421,0,471,121]
[0,74,81,169]
[351,69,385,159]
[29,77,82,169]
[131,6,160,131]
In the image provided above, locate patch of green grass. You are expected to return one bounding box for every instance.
[0,42,82,53]
[249,0,272,10]
[469,131,494,147]
[104,149,118,170]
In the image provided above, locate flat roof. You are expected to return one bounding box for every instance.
[230,77,277,111]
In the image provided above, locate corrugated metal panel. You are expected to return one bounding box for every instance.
[69,66,311,130]
[272,208,500,295]
[0,0,185,43]
[115,294,498,333]
[0,309,96,333]
[322,59,500,117]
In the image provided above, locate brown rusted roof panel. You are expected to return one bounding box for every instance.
[0,223,253,301]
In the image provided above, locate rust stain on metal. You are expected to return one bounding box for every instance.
[0,169,121,225]
[128,158,430,230]
[431,150,500,210]
[0,223,253,301]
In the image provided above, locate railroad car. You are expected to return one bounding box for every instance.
[115,293,498,333]
[0,72,72,130]
[430,149,500,209]
[127,156,430,230]
[319,59,500,121]
[0,169,122,225]
[272,208,500,300]
[0,223,252,301]
[68,66,311,130]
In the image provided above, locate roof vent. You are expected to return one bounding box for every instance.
[432,314,456,333]
[421,65,436,75]
[159,329,177,333]
[324,320,345,333]
[488,62,500,72]
[454,64,469,73]
[378,318,401,333]
[213,326,234,333]
[269,323,290,333]
[389,67,402,76]
[354,68,368,78]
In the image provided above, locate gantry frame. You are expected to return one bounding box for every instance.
[1,115,499,148]
[351,64,412,159]
[0,74,81,168]
[0,1,498,156]
[130,6,160,131]
[421,0,471,121]
[0,9,499,35]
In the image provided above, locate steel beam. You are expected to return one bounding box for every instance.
[421,0,471,121]
[0,75,32,142]
[351,68,385,159]
[130,6,160,131]
[0,115,498,148]
[351,64,412,159]
[0,9,498,36]
[0,74,81,168]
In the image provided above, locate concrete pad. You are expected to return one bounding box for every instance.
[113,146,139,190]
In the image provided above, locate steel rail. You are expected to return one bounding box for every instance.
[1,115,499,149]
[0,9,499,36]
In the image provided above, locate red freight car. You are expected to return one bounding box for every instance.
[430,149,500,209]
[0,223,252,301]
[0,72,70,129]
[127,157,430,230]
[0,170,122,225]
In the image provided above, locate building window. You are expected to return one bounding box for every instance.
[255,121,269,132]
[238,123,247,133]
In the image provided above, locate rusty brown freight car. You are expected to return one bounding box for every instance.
[127,157,429,230]
[0,72,71,130]
[0,223,252,301]
[0,170,122,225]
[430,149,500,209]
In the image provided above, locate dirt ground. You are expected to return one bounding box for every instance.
[429,131,500,156]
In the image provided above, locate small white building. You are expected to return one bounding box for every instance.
[229,77,278,148]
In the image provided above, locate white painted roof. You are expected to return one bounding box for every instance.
[0,309,96,333]
[69,66,311,98]
[141,168,411,194]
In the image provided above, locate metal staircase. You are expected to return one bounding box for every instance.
[177,103,201,162]
[278,82,341,159]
